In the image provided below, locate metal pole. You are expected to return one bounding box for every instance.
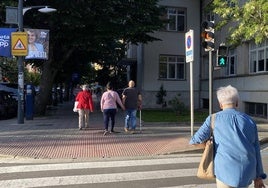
[17,0,24,124]
[190,61,194,136]
[209,51,213,115]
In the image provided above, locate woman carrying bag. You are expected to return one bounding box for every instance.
[190,85,266,188]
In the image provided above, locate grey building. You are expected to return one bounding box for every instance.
[124,0,268,120]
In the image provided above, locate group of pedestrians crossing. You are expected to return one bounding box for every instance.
[72,83,266,187]
[73,80,142,135]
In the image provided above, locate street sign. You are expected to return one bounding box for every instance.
[6,6,18,24]
[185,30,194,63]
[11,32,28,56]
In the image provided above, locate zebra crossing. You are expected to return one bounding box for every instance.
[0,154,215,188]
[0,154,258,188]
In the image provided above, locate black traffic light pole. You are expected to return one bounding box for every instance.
[201,20,215,115]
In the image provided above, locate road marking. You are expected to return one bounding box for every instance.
[160,185,215,188]
[0,156,201,173]
[0,168,198,187]
[0,156,214,187]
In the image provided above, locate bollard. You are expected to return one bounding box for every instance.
[25,84,34,120]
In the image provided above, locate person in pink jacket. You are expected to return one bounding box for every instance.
[100,82,125,135]
[75,84,94,130]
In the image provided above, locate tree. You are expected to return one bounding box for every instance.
[1,0,165,115]
[212,0,268,46]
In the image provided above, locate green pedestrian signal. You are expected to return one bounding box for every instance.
[217,45,228,67]
[218,56,227,67]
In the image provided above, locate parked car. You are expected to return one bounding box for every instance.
[0,90,17,119]
[0,83,18,101]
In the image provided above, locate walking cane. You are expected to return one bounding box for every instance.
[139,109,142,133]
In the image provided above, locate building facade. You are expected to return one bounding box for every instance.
[200,0,268,119]
[124,0,268,120]
[126,0,201,109]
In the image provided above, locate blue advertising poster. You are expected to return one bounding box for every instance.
[0,28,17,57]
[24,28,49,60]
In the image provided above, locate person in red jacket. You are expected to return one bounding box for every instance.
[75,84,94,130]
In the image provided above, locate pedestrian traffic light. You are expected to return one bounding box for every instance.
[217,45,228,67]
[217,56,227,67]
[201,21,214,51]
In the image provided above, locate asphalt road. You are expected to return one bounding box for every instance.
[0,149,268,188]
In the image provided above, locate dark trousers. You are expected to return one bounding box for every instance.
[103,109,117,131]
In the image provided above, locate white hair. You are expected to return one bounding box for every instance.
[216,85,239,105]
[82,84,89,90]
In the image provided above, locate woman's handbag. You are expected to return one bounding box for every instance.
[73,101,79,112]
[197,113,216,180]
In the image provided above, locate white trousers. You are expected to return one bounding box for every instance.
[78,109,89,128]
[216,179,248,188]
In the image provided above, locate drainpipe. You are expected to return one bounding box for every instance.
[136,43,144,91]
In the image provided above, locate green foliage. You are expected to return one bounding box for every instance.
[155,84,166,107]
[212,0,268,46]
[168,93,187,114]
[0,0,165,114]
[25,71,41,86]
[0,57,41,85]
[0,57,17,83]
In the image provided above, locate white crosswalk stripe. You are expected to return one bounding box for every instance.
[0,169,197,187]
[0,157,201,173]
[0,154,258,188]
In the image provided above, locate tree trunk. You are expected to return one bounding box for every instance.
[35,60,57,115]
[34,45,75,115]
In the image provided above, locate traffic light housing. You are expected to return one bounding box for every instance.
[201,21,214,51]
[217,45,228,67]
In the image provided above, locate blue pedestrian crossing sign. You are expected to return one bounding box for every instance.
[185,30,194,63]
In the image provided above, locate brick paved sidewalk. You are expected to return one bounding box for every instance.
[0,101,197,159]
[0,101,267,159]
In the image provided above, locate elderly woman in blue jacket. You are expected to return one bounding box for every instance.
[190,85,266,188]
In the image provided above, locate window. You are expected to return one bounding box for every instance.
[159,55,185,80]
[165,8,186,32]
[226,49,237,76]
[249,40,268,73]
[245,102,267,119]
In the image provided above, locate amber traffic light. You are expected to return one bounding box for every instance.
[201,21,215,51]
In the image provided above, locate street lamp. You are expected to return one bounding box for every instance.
[17,0,56,124]
[23,6,56,15]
